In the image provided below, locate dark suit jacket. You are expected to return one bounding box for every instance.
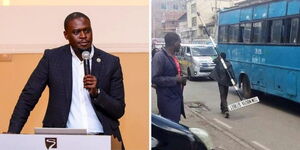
[209,57,235,86]
[152,49,185,123]
[8,44,125,141]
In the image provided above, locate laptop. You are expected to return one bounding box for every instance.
[34,128,87,135]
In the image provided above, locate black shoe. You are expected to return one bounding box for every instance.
[224,111,229,118]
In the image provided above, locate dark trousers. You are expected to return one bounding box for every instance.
[218,83,229,112]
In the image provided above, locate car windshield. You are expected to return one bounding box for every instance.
[191,47,217,56]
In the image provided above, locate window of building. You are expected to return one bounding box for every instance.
[228,24,239,43]
[191,3,196,14]
[207,27,212,38]
[289,18,299,44]
[240,23,251,43]
[252,22,263,43]
[270,20,283,43]
[173,4,178,10]
[192,17,197,27]
[192,30,197,39]
[161,3,166,9]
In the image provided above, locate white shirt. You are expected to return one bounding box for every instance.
[66,46,104,134]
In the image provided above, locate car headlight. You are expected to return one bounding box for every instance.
[193,65,199,71]
[189,128,214,150]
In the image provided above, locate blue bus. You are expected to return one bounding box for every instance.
[217,0,300,103]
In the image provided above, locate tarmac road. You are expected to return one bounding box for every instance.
[152,78,300,150]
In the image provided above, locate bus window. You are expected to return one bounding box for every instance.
[228,24,239,43]
[240,23,251,43]
[290,18,299,44]
[252,22,263,43]
[282,19,291,43]
[219,26,228,43]
[270,20,283,43]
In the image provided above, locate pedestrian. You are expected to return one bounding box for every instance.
[152,32,186,123]
[8,12,126,149]
[152,47,160,58]
[209,52,235,118]
[151,41,159,58]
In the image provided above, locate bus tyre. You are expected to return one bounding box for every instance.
[241,76,252,98]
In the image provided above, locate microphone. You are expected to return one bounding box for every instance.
[82,51,91,75]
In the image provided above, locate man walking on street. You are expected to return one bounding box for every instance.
[152,32,186,123]
[209,52,235,118]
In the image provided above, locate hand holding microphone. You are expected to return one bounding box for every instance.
[82,51,98,97]
[82,51,91,75]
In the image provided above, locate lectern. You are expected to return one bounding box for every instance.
[0,134,111,150]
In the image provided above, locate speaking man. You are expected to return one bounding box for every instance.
[8,12,126,149]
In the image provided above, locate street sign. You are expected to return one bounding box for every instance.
[228,96,260,111]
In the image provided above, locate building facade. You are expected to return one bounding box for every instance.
[152,0,187,38]
[185,0,235,43]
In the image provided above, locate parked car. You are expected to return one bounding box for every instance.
[152,114,214,150]
[176,44,217,80]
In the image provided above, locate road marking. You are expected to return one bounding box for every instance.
[186,106,256,150]
[213,118,232,129]
[252,141,271,150]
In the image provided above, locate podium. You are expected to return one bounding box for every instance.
[0,134,111,150]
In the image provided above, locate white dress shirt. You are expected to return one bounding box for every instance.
[66,46,104,134]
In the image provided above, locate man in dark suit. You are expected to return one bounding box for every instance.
[209,52,235,118]
[152,32,186,123]
[8,12,125,148]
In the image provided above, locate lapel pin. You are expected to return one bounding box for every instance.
[97,58,101,63]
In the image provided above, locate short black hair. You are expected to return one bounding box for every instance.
[164,32,180,47]
[220,52,226,59]
[64,12,90,30]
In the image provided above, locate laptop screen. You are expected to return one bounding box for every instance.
[34,128,87,135]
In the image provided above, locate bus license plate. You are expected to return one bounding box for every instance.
[228,96,260,111]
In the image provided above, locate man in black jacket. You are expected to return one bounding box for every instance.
[209,52,235,118]
[8,12,125,149]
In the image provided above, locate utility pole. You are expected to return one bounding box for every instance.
[213,0,218,40]
[215,0,217,12]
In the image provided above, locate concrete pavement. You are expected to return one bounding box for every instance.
[152,79,300,150]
